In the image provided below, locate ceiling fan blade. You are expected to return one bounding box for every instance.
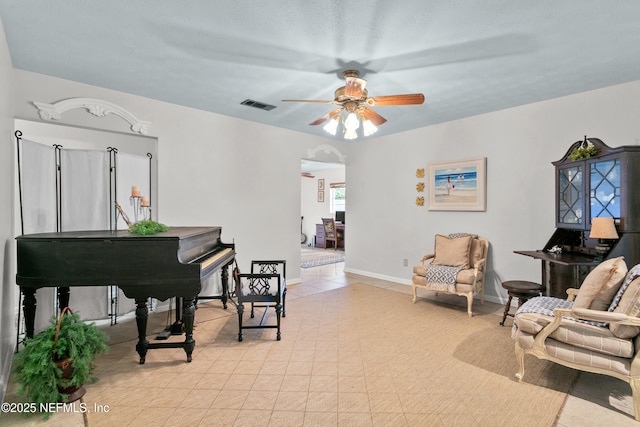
[360,107,387,126]
[309,108,342,126]
[344,76,367,98]
[282,99,334,103]
[367,93,425,106]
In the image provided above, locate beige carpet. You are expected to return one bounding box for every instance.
[3,282,577,426]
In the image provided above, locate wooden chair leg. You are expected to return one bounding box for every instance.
[465,292,474,317]
[515,342,525,382]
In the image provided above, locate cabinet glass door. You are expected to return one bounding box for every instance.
[558,164,584,227]
[590,159,620,220]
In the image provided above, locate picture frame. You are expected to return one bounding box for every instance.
[318,179,325,190]
[428,157,486,211]
[317,191,324,203]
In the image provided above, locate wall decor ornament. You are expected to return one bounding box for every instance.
[416,182,425,192]
[428,157,486,211]
[318,191,325,203]
[416,196,425,206]
[318,179,325,190]
[306,144,347,163]
[32,98,152,135]
[416,168,425,178]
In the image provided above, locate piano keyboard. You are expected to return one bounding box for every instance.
[199,248,234,270]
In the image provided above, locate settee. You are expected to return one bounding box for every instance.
[411,234,489,316]
[512,257,640,421]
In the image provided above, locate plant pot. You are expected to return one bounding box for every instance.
[55,357,86,403]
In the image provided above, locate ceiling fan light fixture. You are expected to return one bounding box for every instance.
[362,119,378,136]
[323,116,339,136]
[344,112,360,131]
[344,128,358,140]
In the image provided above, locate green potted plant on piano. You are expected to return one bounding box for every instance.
[12,308,109,419]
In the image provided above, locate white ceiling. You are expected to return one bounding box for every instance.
[1,1,640,141]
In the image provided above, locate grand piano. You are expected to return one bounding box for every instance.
[16,226,235,363]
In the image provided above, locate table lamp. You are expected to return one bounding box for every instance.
[589,217,619,260]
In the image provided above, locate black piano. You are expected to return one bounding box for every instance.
[16,226,235,363]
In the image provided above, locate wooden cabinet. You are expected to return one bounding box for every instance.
[517,137,640,297]
[554,138,636,232]
[315,224,326,248]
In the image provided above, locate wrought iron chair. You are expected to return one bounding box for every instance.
[250,260,286,318]
[233,260,285,342]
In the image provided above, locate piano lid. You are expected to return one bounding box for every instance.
[16,227,231,297]
[16,226,222,241]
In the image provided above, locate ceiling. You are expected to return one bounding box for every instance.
[1,1,640,141]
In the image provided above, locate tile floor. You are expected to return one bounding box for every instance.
[2,261,638,426]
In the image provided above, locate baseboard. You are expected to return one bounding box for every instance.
[343,267,503,305]
[344,268,412,286]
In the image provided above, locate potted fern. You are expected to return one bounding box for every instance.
[12,308,109,419]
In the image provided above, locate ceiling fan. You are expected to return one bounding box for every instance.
[282,70,425,139]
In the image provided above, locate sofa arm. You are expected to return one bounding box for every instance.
[419,254,435,266]
[571,307,640,327]
[472,258,486,272]
[565,288,579,302]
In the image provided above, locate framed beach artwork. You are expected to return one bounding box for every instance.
[428,157,486,211]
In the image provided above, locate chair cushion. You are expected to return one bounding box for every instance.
[573,257,627,310]
[432,234,472,268]
[515,311,634,358]
[610,275,640,338]
[513,329,633,377]
[412,268,481,286]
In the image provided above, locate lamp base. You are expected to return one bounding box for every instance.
[594,242,611,261]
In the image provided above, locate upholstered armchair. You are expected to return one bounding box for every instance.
[411,234,489,316]
[513,258,640,421]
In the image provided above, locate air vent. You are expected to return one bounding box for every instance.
[240,99,276,111]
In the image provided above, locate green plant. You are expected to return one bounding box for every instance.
[129,219,168,235]
[569,144,597,160]
[12,309,109,418]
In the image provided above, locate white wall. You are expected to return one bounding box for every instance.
[301,166,346,245]
[0,16,16,403]
[345,80,640,303]
[12,70,348,284]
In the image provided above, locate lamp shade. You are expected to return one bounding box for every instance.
[589,217,619,239]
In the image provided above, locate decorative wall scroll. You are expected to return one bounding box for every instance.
[32,98,152,135]
[428,157,486,211]
[306,144,347,163]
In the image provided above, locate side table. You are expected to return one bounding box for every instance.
[499,280,544,326]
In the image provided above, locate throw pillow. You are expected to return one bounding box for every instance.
[610,275,640,339]
[432,234,472,269]
[609,264,640,312]
[573,257,627,310]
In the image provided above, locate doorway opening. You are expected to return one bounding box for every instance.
[300,159,346,270]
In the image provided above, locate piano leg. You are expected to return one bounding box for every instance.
[21,287,37,339]
[182,297,196,362]
[170,297,184,335]
[134,298,149,364]
[221,265,229,309]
